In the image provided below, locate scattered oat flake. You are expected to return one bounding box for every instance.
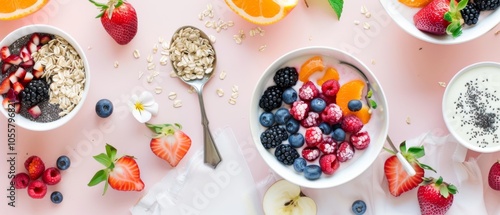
[147,75,154,83]
[363,22,370,30]
[153,43,158,54]
[438,82,447,87]
[138,71,144,79]
[232,85,239,92]
[147,54,153,63]
[147,62,156,70]
[216,88,224,97]
[354,20,360,25]
[231,92,239,99]
[168,92,177,100]
[188,86,195,94]
[155,87,163,94]
[208,35,216,44]
[364,12,371,18]
[114,61,119,68]
[219,70,227,80]
[133,49,140,59]
[158,36,164,43]
[173,100,183,108]
[170,71,178,78]
[371,59,376,65]
[361,5,368,14]
[228,98,237,105]
[406,117,411,125]
[259,44,267,52]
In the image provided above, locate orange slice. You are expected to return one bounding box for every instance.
[398,0,432,7]
[336,79,371,124]
[224,0,298,25]
[0,0,49,20]
[299,55,325,82]
[317,67,340,86]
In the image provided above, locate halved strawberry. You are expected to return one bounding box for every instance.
[384,141,435,197]
[1,46,11,60]
[0,77,11,94]
[2,63,11,74]
[146,123,192,167]
[413,0,467,37]
[30,33,40,46]
[14,67,26,79]
[4,55,22,65]
[88,144,145,195]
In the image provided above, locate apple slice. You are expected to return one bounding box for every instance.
[14,67,26,79]
[28,105,42,119]
[23,72,34,85]
[1,46,10,60]
[30,33,40,46]
[262,180,317,215]
[2,63,11,74]
[0,77,11,94]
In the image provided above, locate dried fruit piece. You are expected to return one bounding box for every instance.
[299,56,325,82]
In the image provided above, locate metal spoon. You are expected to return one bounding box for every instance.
[169,26,222,169]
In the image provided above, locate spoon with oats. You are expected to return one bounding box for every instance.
[169,26,222,169]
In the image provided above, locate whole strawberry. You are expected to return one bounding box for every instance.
[89,0,138,45]
[413,0,466,37]
[488,160,500,190]
[146,123,192,167]
[417,177,457,215]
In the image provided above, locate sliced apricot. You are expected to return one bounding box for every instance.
[336,80,372,124]
[353,105,371,124]
[398,0,432,7]
[299,56,325,82]
[317,67,340,86]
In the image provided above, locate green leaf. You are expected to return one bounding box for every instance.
[417,162,437,173]
[327,0,344,20]
[105,144,117,161]
[457,0,468,10]
[102,180,109,196]
[440,185,450,198]
[369,99,378,109]
[88,169,108,187]
[446,22,462,38]
[399,141,407,153]
[444,12,452,22]
[407,146,425,158]
[93,153,112,167]
[383,147,396,155]
[367,89,373,98]
[447,184,458,194]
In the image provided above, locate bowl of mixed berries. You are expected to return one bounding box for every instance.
[0,24,90,131]
[250,47,389,189]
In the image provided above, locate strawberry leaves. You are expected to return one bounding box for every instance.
[444,0,468,37]
[327,0,344,20]
[88,144,117,195]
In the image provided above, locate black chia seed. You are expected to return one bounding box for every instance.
[0,33,65,123]
[454,77,500,148]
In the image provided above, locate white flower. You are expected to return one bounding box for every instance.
[128,91,159,123]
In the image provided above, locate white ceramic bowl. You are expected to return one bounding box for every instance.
[250,47,389,189]
[0,24,90,131]
[443,62,500,153]
[380,0,500,44]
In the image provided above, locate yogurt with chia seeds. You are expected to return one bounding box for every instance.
[443,62,500,152]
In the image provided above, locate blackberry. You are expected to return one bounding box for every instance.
[20,79,49,108]
[475,0,500,11]
[461,3,480,25]
[274,144,299,165]
[259,86,283,112]
[260,125,288,149]
[273,67,298,88]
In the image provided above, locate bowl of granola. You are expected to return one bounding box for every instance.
[0,24,90,131]
[249,46,389,188]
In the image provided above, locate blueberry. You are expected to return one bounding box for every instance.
[310,98,326,113]
[304,165,322,180]
[285,118,300,134]
[318,122,332,135]
[50,191,63,204]
[259,112,275,127]
[288,133,304,148]
[293,158,307,172]
[275,108,291,125]
[352,200,367,215]
[282,88,298,104]
[332,128,346,142]
[95,99,113,118]
[348,100,363,112]
[332,123,342,130]
[56,155,71,170]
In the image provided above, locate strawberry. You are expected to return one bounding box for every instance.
[146,123,192,167]
[413,0,467,37]
[88,144,144,195]
[417,177,457,215]
[488,160,500,190]
[0,77,11,94]
[89,0,138,45]
[384,141,435,197]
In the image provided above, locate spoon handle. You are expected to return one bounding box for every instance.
[197,89,222,168]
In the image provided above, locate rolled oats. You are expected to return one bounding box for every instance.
[173,99,182,108]
[216,88,224,97]
[168,92,177,100]
[133,49,140,59]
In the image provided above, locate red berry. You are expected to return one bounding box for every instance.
[341,115,364,134]
[290,101,309,121]
[489,161,500,190]
[321,103,343,125]
[42,167,61,185]
[304,127,323,147]
[319,154,340,175]
[27,180,47,199]
[24,156,45,180]
[350,131,371,150]
[318,93,335,105]
[298,81,319,101]
[337,141,355,162]
[318,136,337,154]
[301,112,321,128]
[321,79,340,97]
[302,147,321,161]
[12,173,30,189]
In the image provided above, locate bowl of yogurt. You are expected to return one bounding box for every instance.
[443,62,500,153]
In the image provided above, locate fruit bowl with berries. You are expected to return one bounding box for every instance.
[0,24,90,131]
[250,47,389,189]
[380,0,500,44]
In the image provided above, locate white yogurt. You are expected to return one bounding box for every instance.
[443,63,500,149]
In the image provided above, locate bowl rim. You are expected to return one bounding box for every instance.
[442,61,500,153]
[0,24,90,131]
[249,46,389,188]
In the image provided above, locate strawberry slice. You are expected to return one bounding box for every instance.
[146,123,192,167]
[0,77,11,94]
[384,141,435,197]
[2,63,11,74]
[23,72,34,85]
[40,35,51,45]
[13,82,24,94]
[4,55,22,65]
[2,97,9,109]
[14,67,26,79]
[32,61,44,78]
[20,59,34,68]
[413,0,467,37]
[28,105,42,119]
[27,42,38,53]
[20,46,31,62]
[1,46,11,60]
[88,144,144,195]
[30,33,40,46]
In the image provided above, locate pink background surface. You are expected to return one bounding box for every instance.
[1,0,499,214]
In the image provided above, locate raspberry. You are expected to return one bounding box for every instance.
[301,147,320,161]
[275,144,300,165]
[304,127,323,147]
[337,142,355,162]
[318,93,335,105]
[350,131,371,150]
[319,154,340,175]
[12,173,30,189]
[290,101,309,120]
[321,103,343,125]
[259,86,283,112]
[260,125,288,149]
[321,79,340,97]
[27,180,47,199]
[24,156,45,180]
[273,67,298,88]
[318,136,337,154]
[341,115,364,134]
[301,112,321,128]
[298,81,319,101]
[42,167,61,185]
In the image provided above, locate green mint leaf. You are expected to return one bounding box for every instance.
[328,0,344,20]
[88,169,108,187]
[369,99,377,109]
[93,153,113,168]
[367,89,373,98]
